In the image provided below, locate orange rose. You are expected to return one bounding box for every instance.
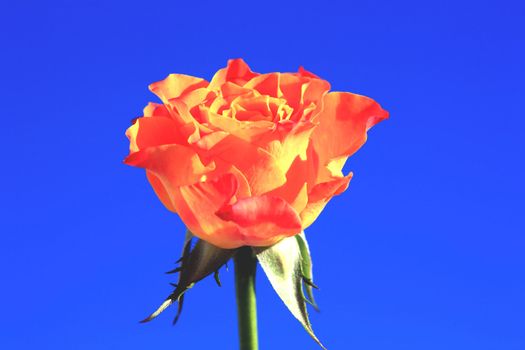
[125,59,388,248]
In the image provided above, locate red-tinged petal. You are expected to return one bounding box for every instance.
[311,92,388,182]
[125,117,184,153]
[149,74,208,103]
[308,173,352,202]
[244,73,283,98]
[172,173,247,249]
[216,195,302,246]
[300,79,331,114]
[297,66,321,79]
[146,170,176,213]
[274,73,304,110]
[143,103,171,118]
[124,144,215,187]
[209,59,259,90]
[148,98,214,146]
[301,173,353,229]
[267,157,310,213]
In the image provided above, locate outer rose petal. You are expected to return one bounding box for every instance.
[297,66,321,79]
[300,173,353,229]
[125,117,183,153]
[300,79,331,118]
[216,195,302,247]
[143,102,171,118]
[311,92,388,182]
[149,74,208,103]
[149,75,213,136]
[146,170,176,213]
[208,58,259,90]
[172,173,246,248]
[124,144,215,187]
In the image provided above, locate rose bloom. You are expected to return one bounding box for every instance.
[125,59,388,249]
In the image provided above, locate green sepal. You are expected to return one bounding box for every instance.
[141,231,236,324]
[253,235,326,350]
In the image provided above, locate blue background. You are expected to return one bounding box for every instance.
[1,0,524,349]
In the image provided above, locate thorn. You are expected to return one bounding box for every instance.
[172,294,185,325]
[302,276,319,290]
[214,270,222,287]
[169,283,178,288]
[165,267,182,274]
[303,296,320,312]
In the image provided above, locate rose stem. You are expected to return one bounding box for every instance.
[234,246,259,350]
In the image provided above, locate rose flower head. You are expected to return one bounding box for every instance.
[125,59,388,248]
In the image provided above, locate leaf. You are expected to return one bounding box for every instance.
[253,236,326,349]
[141,230,236,324]
[296,233,319,311]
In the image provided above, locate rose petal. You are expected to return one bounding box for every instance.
[146,170,176,213]
[125,117,184,153]
[149,74,209,102]
[220,81,254,99]
[209,58,259,90]
[297,66,321,79]
[196,133,287,195]
[300,174,353,229]
[310,92,388,182]
[230,94,276,121]
[124,144,215,187]
[276,73,330,122]
[200,107,275,142]
[267,157,310,213]
[276,74,307,112]
[216,195,302,246]
[149,75,212,133]
[172,173,245,248]
[256,121,317,176]
[229,165,252,199]
[308,173,352,202]
[143,102,171,118]
[244,73,283,98]
[300,79,331,117]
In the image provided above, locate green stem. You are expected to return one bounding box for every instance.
[234,247,259,350]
